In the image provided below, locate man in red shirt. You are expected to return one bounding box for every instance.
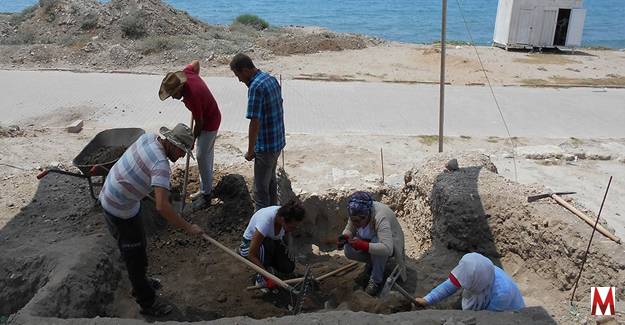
[159,60,221,209]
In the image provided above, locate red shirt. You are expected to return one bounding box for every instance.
[182,64,221,132]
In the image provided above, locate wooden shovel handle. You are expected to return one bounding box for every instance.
[551,194,621,244]
[201,234,296,292]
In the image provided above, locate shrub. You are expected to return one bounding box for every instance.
[233,14,269,30]
[60,34,90,48]
[1,27,36,45]
[137,36,179,55]
[432,39,471,46]
[121,10,146,39]
[39,0,58,13]
[80,12,98,30]
[39,0,58,21]
[9,4,37,25]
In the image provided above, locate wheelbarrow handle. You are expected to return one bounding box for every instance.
[36,170,49,179]
[36,168,87,179]
[90,165,109,176]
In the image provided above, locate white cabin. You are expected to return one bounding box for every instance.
[493,0,586,49]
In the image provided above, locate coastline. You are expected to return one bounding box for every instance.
[1,1,624,88]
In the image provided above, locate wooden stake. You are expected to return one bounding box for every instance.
[281,150,285,169]
[380,147,385,183]
[180,116,194,215]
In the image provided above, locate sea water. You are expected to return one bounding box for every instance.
[3,0,624,48]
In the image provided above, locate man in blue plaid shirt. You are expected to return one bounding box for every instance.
[230,53,286,211]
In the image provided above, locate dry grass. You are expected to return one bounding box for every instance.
[417,135,447,146]
[513,54,580,65]
[487,136,500,143]
[521,74,625,87]
[570,137,584,146]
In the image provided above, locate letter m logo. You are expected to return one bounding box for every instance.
[591,287,615,316]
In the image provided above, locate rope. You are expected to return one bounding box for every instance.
[454,0,519,181]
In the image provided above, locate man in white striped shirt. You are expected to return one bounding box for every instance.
[100,123,203,317]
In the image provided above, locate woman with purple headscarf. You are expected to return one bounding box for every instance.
[338,191,406,296]
[414,252,525,311]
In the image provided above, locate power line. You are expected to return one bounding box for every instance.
[454,0,519,181]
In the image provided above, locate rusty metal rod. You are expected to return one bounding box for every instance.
[570,176,613,302]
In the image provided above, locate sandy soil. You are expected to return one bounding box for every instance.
[1,1,625,324]
[2,125,625,324]
[3,42,625,88]
[1,0,624,87]
[256,44,625,87]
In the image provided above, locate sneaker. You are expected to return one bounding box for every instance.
[191,194,211,211]
[255,275,269,294]
[189,191,203,201]
[365,278,382,297]
[131,277,162,297]
[140,298,173,317]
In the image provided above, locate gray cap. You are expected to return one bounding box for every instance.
[159,123,195,160]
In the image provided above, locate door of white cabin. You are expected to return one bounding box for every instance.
[538,9,558,46]
[516,8,533,44]
[566,9,586,47]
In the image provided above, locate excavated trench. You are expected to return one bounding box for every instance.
[3,153,625,324]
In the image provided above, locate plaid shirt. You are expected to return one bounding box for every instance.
[246,70,285,153]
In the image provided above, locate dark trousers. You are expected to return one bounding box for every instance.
[262,237,294,275]
[254,151,280,211]
[103,209,155,308]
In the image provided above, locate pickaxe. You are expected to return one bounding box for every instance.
[527,192,576,203]
[379,265,416,303]
[527,191,621,244]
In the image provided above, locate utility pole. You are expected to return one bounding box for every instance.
[439,0,447,153]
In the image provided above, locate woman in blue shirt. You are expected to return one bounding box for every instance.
[414,253,525,311]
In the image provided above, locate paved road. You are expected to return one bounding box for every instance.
[3,70,625,138]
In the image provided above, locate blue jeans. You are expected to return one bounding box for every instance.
[196,130,218,195]
[344,236,388,284]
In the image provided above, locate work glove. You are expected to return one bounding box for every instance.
[263,276,277,289]
[349,238,369,252]
[337,234,349,250]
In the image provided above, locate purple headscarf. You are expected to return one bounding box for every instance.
[347,191,373,217]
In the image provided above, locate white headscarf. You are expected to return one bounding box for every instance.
[451,253,495,311]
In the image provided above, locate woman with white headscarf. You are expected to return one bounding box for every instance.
[414,253,525,311]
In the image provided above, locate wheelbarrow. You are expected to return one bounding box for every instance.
[36,128,145,200]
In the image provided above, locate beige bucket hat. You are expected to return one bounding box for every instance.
[159,123,195,159]
[159,71,187,101]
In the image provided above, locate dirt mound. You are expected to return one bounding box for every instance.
[257,28,373,56]
[390,152,625,322]
[0,1,377,71]
[0,173,123,320]
[4,0,208,43]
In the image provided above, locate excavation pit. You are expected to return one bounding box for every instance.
[104,169,416,321]
[3,155,624,324]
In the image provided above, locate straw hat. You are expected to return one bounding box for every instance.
[159,71,187,100]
